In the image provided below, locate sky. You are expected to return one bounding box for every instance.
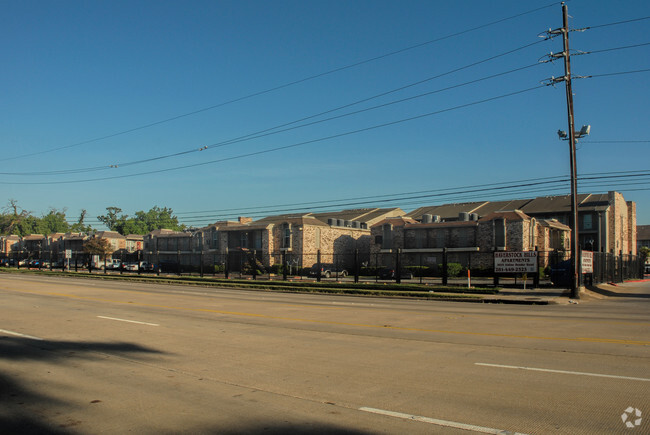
[1,0,649,229]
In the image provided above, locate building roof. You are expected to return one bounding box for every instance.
[407,192,618,221]
[23,234,46,241]
[93,231,126,239]
[479,210,531,222]
[372,216,418,228]
[637,225,650,241]
[538,219,571,231]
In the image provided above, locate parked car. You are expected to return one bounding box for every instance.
[105,259,122,270]
[122,262,139,271]
[377,267,413,280]
[139,262,157,273]
[308,263,347,278]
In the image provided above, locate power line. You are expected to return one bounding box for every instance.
[0,2,559,164]
[0,85,547,185]
[77,170,650,225]
[581,15,650,30]
[2,41,548,177]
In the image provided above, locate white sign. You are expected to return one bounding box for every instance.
[494,251,538,273]
[581,250,593,274]
[65,249,72,259]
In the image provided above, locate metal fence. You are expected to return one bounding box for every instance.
[3,248,643,287]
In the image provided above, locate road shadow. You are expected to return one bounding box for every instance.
[0,336,163,434]
[587,285,650,299]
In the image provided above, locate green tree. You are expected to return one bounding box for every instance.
[36,209,70,234]
[640,246,649,262]
[98,206,184,235]
[97,207,126,232]
[0,200,32,236]
[70,209,94,233]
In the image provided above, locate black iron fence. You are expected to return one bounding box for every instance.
[3,248,643,287]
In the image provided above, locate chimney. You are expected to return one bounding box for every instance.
[238,217,253,224]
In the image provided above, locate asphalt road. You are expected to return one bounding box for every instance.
[0,274,648,434]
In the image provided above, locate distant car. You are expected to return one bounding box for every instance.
[123,262,139,271]
[105,259,122,270]
[308,264,347,278]
[377,267,413,280]
[139,262,156,272]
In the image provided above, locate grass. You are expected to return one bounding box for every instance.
[0,267,497,300]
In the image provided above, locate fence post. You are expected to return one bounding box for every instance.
[534,246,540,288]
[619,250,623,283]
[316,250,321,282]
[442,247,448,286]
[354,249,359,284]
[282,251,287,281]
[252,250,257,280]
[395,248,401,284]
[224,248,229,279]
[493,251,499,287]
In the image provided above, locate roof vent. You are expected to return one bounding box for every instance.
[459,212,470,222]
[422,214,432,224]
[432,215,441,223]
[470,213,479,221]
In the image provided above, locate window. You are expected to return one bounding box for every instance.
[381,224,392,249]
[495,219,506,248]
[282,223,292,249]
[435,230,446,248]
[211,230,219,249]
[241,232,248,249]
[583,214,593,230]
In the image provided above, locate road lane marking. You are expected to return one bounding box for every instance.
[359,407,529,434]
[475,363,650,382]
[0,328,43,340]
[97,316,159,326]
[5,287,650,346]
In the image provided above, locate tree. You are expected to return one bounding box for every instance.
[36,208,70,234]
[70,209,93,233]
[83,237,114,261]
[0,200,32,236]
[97,206,184,235]
[97,207,125,232]
[640,246,649,262]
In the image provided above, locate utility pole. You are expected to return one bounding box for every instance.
[545,3,583,298]
[561,3,581,299]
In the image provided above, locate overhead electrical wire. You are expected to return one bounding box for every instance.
[5,39,648,178]
[0,2,560,164]
[5,60,649,185]
[0,84,548,185]
[0,39,549,176]
[76,170,650,225]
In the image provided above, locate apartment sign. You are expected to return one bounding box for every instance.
[582,250,594,274]
[494,251,538,273]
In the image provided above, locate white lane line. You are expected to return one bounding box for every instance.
[0,329,43,340]
[359,407,528,434]
[476,363,650,382]
[97,316,159,326]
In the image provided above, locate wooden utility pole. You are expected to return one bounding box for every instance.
[560,2,581,298]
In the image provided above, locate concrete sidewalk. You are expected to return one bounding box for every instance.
[483,278,650,304]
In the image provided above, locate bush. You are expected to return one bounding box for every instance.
[438,262,463,278]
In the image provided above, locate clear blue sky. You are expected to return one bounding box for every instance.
[2,0,649,229]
